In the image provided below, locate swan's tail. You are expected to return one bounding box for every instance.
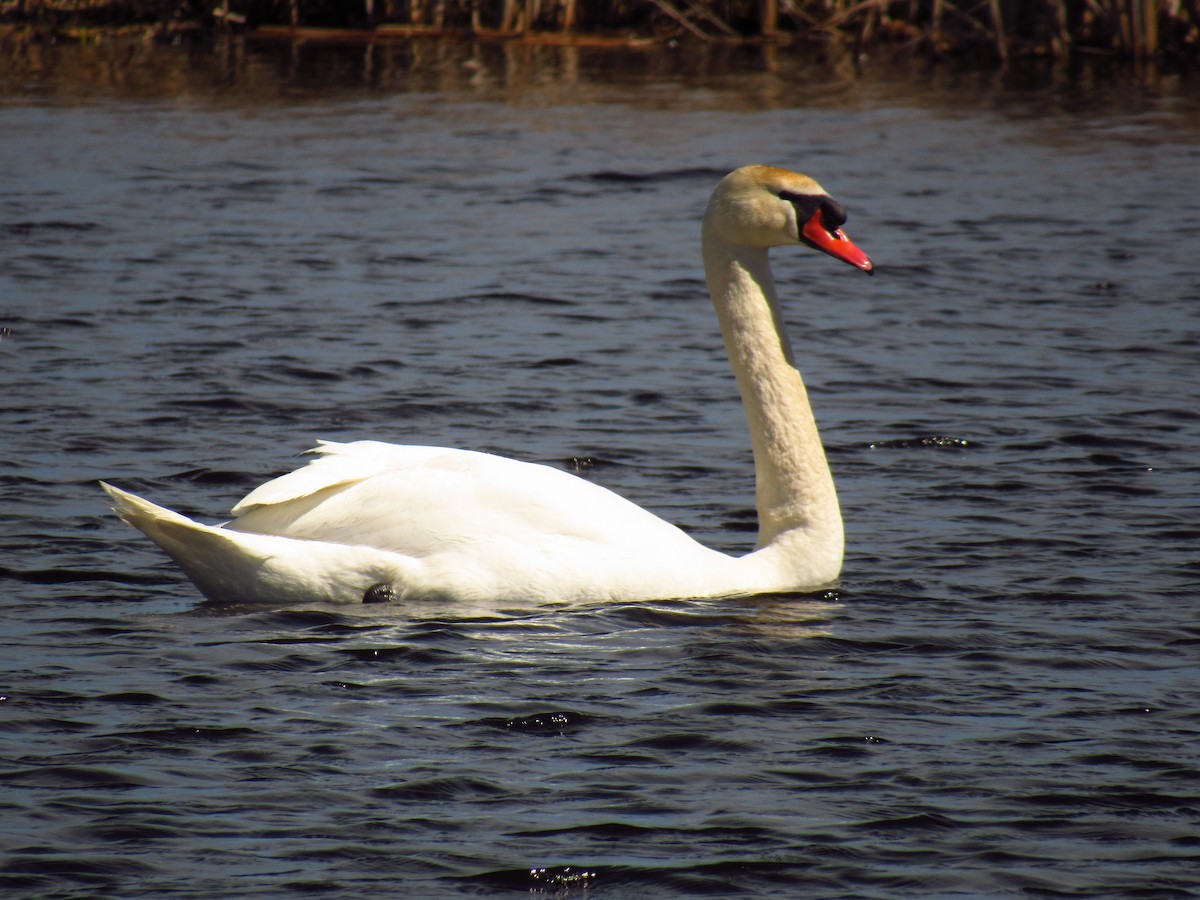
[100,482,404,604]
[101,481,271,602]
[102,482,209,545]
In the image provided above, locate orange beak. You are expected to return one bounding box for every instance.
[801,207,874,275]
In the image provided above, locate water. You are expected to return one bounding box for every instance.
[3,38,1200,896]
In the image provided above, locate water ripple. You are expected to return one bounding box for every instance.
[2,70,1199,899]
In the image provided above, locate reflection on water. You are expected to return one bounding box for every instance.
[3,33,1199,124]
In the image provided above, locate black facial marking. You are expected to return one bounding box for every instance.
[779,190,848,237]
[818,198,848,231]
[779,190,820,228]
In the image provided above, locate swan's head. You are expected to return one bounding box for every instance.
[704,165,873,274]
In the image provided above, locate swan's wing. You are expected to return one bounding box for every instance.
[231,440,451,515]
[227,441,702,562]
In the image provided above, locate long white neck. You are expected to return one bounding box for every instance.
[701,227,842,569]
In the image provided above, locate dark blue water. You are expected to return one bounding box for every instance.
[3,40,1200,896]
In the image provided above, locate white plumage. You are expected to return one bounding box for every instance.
[103,165,873,606]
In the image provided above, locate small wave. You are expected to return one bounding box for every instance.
[0,765,155,789]
[869,436,974,450]
[2,220,102,236]
[469,710,596,735]
[575,167,726,184]
[371,776,509,801]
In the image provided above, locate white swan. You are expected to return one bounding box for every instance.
[102,165,873,606]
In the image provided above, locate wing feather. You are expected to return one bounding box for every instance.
[226,440,701,563]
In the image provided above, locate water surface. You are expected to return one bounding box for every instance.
[2,40,1199,896]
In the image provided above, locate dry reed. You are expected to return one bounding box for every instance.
[2,0,1197,59]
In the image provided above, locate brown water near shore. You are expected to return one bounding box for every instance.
[2,32,1197,117]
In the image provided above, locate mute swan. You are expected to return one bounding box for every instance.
[102,165,873,606]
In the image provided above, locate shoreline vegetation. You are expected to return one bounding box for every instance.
[0,0,1196,62]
